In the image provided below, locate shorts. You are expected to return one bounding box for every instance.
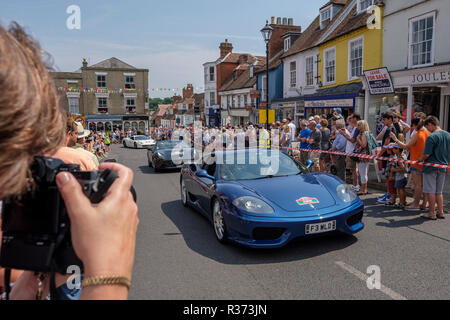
[422,171,446,194]
[310,151,321,169]
[346,157,357,170]
[394,178,408,189]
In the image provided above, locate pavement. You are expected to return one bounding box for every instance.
[106,144,450,300]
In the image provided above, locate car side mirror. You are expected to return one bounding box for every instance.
[196,169,215,180]
[306,160,314,170]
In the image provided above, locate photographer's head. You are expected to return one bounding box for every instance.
[0,22,65,197]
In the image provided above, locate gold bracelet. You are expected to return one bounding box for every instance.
[82,276,131,291]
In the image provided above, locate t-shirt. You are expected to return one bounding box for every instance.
[288,123,296,142]
[300,128,311,149]
[345,127,359,154]
[422,130,450,174]
[309,128,322,150]
[394,153,408,181]
[320,128,331,150]
[73,144,100,168]
[382,125,398,155]
[52,147,97,171]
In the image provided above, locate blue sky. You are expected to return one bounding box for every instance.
[1,0,330,98]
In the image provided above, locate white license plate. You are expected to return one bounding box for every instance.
[305,220,336,235]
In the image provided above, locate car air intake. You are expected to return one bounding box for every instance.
[252,228,286,241]
[347,211,363,226]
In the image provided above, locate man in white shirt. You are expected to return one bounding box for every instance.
[287,118,296,143]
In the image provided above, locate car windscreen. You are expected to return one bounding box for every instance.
[156,141,189,150]
[134,136,148,140]
[217,150,307,181]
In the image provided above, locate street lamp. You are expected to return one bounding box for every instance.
[261,20,273,130]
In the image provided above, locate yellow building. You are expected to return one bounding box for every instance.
[304,0,384,120]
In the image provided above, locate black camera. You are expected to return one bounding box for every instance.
[0,156,120,274]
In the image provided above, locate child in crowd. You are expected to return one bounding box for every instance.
[383,144,397,205]
[387,144,409,208]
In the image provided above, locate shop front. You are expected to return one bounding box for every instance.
[229,108,251,127]
[302,83,364,123]
[304,94,358,120]
[86,115,123,132]
[364,64,450,133]
[123,115,149,133]
[86,115,149,133]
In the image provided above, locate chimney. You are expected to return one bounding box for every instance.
[288,18,293,25]
[82,58,88,68]
[219,39,233,59]
[268,18,302,59]
[271,16,275,24]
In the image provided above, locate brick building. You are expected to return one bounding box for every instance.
[51,57,149,132]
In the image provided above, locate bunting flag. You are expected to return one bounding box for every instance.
[57,86,205,93]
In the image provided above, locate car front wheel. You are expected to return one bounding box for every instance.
[212,199,228,244]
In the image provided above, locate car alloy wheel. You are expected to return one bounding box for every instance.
[213,199,227,243]
[181,180,188,207]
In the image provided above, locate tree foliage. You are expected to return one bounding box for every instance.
[148,97,173,111]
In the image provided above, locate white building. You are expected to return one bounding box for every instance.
[365,0,450,131]
[203,61,218,126]
[219,65,259,126]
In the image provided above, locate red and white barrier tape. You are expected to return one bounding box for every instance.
[278,146,450,170]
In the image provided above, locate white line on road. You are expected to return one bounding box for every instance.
[335,261,407,300]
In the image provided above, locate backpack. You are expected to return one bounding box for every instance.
[365,132,378,155]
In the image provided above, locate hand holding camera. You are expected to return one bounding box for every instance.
[57,162,138,282]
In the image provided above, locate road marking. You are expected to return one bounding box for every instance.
[335,261,407,300]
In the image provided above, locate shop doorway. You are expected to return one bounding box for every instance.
[445,96,449,131]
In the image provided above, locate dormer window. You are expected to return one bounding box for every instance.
[357,0,375,14]
[284,37,291,52]
[250,65,254,78]
[320,7,331,29]
[233,70,237,80]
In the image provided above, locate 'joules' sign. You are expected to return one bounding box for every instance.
[412,70,450,84]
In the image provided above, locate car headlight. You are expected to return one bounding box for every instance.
[336,184,357,203]
[232,196,274,214]
[155,152,163,158]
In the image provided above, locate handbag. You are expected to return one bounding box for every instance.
[350,147,361,163]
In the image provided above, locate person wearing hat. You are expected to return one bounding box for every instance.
[72,122,99,168]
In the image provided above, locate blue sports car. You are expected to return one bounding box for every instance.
[180,149,364,248]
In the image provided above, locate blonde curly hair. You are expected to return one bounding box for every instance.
[0,22,65,196]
